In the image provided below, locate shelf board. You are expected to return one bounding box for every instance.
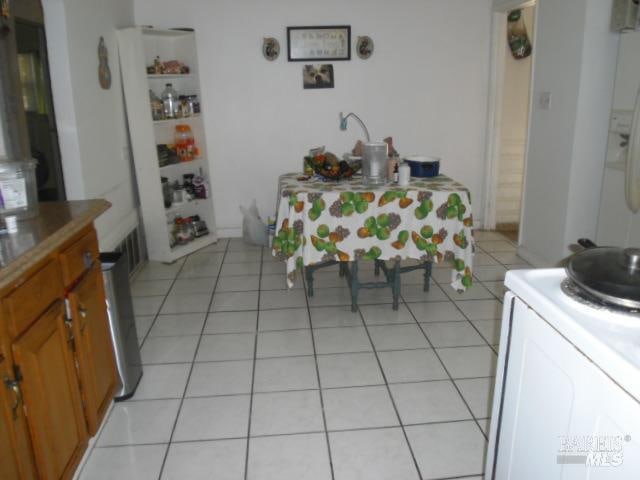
[147,74,193,80]
[164,197,208,215]
[142,28,194,38]
[153,114,202,125]
[170,234,214,255]
[159,157,204,171]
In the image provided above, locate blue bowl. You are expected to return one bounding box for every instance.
[404,156,440,178]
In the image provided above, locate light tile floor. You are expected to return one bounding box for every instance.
[77,231,529,480]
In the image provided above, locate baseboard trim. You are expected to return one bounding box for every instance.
[72,401,115,479]
[217,226,242,238]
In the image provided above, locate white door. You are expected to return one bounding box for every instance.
[489,297,640,479]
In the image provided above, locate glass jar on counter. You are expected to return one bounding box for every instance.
[161,83,180,119]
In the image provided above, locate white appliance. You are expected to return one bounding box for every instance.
[611,0,640,31]
[485,269,640,479]
[596,29,640,247]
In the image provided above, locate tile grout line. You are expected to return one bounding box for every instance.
[402,289,490,444]
[304,268,337,480]
[79,258,191,480]
[94,233,516,478]
[439,288,501,360]
[354,295,425,480]
[242,246,264,480]
[155,242,229,480]
[94,414,495,449]
[137,259,189,350]
[120,373,498,403]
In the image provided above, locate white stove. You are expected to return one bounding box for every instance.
[485,268,640,479]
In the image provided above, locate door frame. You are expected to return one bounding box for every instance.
[482,0,538,238]
[14,17,67,201]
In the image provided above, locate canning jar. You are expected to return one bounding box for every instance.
[174,124,195,162]
[161,83,180,119]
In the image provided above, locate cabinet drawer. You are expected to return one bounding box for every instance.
[59,229,99,286]
[4,261,63,338]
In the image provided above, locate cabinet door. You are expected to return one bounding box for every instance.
[68,263,117,435]
[12,300,88,480]
[0,351,37,479]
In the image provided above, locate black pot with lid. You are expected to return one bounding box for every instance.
[566,239,640,309]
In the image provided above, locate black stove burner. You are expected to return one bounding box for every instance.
[561,278,640,315]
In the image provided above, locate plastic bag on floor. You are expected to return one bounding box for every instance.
[240,199,268,246]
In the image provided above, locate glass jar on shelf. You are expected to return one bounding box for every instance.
[161,83,180,119]
[149,89,164,121]
[174,217,194,245]
[175,124,195,162]
[172,181,184,203]
[161,176,172,208]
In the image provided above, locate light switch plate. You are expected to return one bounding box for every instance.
[538,91,552,110]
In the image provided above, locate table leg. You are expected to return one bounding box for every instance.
[392,260,401,311]
[374,259,381,277]
[423,261,432,292]
[339,262,347,277]
[305,266,315,297]
[349,261,359,313]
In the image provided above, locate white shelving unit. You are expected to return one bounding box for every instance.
[117,27,217,263]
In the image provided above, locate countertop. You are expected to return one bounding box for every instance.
[0,200,110,291]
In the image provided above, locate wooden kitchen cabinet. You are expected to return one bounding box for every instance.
[0,201,116,479]
[12,301,88,480]
[0,348,37,480]
[68,262,117,436]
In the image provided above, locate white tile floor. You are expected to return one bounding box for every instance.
[77,232,529,480]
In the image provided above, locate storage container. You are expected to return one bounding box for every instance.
[174,124,195,162]
[363,142,388,186]
[0,159,39,219]
[404,156,441,178]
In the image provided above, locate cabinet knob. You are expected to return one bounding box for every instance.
[83,251,93,268]
[3,377,22,420]
[78,305,87,318]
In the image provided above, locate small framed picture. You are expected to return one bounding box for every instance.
[287,26,350,62]
[303,64,334,89]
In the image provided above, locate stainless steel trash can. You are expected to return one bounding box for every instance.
[100,252,143,400]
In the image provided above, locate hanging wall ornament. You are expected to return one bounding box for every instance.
[356,36,374,60]
[98,36,112,89]
[0,0,10,36]
[262,37,280,61]
[507,9,532,60]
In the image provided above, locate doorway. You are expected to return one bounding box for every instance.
[483,1,537,243]
[9,1,65,201]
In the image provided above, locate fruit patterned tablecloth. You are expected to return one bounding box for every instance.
[273,173,475,291]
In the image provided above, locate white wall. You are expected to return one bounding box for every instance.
[519,0,618,265]
[42,0,138,249]
[134,0,493,236]
[564,0,619,250]
[496,6,533,225]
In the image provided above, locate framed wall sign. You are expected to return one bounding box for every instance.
[287,26,351,62]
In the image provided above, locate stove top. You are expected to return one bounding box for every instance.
[560,278,640,315]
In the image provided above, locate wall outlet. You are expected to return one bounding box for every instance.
[538,91,552,110]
